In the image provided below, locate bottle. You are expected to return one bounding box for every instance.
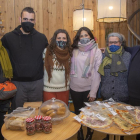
[34,115,42,132]
[26,118,35,136]
[42,116,52,134]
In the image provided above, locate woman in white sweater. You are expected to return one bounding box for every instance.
[43,29,72,105]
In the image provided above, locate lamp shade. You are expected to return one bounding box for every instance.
[97,0,127,22]
[73,9,93,31]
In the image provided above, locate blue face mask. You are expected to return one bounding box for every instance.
[109,45,120,52]
[56,41,67,49]
[79,38,90,44]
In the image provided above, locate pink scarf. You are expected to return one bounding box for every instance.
[71,39,97,78]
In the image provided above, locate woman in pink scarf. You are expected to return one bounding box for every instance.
[70,27,102,140]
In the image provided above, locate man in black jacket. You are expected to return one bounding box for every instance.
[1,7,48,109]
[125,45,140,140]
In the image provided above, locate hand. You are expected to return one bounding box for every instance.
[100,48,106,53]
[87,94,95,102]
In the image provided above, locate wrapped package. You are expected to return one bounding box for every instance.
[4,107,35,131]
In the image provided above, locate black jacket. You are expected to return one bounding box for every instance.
[124,46,140,98]
[1,25,48,81]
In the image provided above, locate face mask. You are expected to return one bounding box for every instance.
[21,22,34,33]
[79,38,90,44]
[56,41,67,49]
[109,45,120,52]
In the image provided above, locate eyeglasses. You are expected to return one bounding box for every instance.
[108,41,120,44]
[22,18,35,22]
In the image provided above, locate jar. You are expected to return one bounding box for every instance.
[42,116,52,134]
[26,118,35,136]
[34,115,42,132]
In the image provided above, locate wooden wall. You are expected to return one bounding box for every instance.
[0,0,140,47]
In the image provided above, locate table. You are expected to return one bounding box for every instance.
[94,122,140,140]
[2,102,81,140]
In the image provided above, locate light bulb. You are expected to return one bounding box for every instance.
[82,18,86,21]
[109,6,113,10]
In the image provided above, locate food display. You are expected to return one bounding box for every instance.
[4,107,35,131]
[108,114,134,132]
[78,112,113,129]
[38,98,70,124]
[26,118,35,135]
[74,100,140,134]
[116,109,140,127]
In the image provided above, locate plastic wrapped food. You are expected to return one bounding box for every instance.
[5,115,27,130]
[77,112,113,129]
[38,98,70,124]
[4,107,35,131]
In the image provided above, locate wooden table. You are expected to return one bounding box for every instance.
[2,102,81,140]
[94,122,140,140]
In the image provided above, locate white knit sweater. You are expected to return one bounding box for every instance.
[43,49,69,92]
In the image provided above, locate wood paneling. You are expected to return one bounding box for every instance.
[0,0,139,46]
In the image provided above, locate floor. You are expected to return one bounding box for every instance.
[68,102,136,140]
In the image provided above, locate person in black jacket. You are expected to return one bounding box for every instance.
[124,45,140,140]
[1,7,48,110]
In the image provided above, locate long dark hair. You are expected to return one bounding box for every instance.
[72,27,95,49]
[48,29,72,56]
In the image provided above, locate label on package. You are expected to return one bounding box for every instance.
[125,106,135,110]
[79,108,86,112]
[108,108,117,116]
[73,116,82,122]
[103,103,111,108]
[96,114,106,121]
[95,101,102,105]
[84,102,91,107]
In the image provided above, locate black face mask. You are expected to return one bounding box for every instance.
[56,41,67,49]
[21,22,34,33]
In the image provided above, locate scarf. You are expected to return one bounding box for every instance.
[98,46,127,76]
[71,39,97,78]
[45,47,71,88]
[0,40,13,79]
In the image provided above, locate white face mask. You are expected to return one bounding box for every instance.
[79,38,90,44]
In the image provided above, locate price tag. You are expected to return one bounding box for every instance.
[79,108,86,112]
[108,108,117,116]
[84,102,91,107]
[103,103,111,108]
[125,106,134,110]
[96,114,106,121]
[73,116,82,122]
[95,101,102,105]
[108,102,116,105]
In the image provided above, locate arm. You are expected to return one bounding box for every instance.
[124,46,140,54]
[124,46,133,54]
[88,49,102,101]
